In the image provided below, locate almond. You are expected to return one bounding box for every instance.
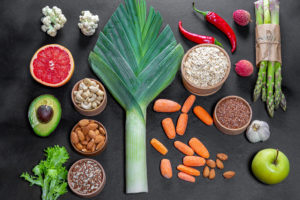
[71,132,79,144]
[209,169,215,180]
[88,123,98,130]
[216,159,224,169]
[203,166,210,178]
[79,119,89,127]
[217,153,228,161]
[99,127,106,135]
[81,140,88,145]
[75,143,83,150]
[96,140,104,150]
[206,159,216,168]
[81,126,89,135]
[88,130,97,139]
[87,139,95,150]
[91,143,96,152]
[223,171,235,179]
[95,135,105,143]
[77,130,85,142]
[94,129,100,135]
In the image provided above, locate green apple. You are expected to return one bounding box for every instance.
[251,148,289,184]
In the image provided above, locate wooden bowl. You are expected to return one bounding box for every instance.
[181,44,231,96]
[213,96,252,135]
[68,158,106,198]
[70,119,108,156]
[71,78,107,116]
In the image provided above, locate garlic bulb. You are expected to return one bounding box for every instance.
[246,120,270,143]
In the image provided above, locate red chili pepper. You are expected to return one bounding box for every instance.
[192,2,237,53]
[178,21,223,47]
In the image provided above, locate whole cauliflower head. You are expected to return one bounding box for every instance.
[41,6,67,37]
[78,11,99,36]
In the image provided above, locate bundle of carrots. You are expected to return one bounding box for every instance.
[151,95,236,183]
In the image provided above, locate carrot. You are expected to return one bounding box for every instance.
[176,113,188,135]
[181,95,196,113]
[174,141,194,156]
[183,156,206,167]
[193,105,213,126]
[150,138,168,155]
[178,172,195,183]
[162,118,176,139]
[160,159,172,179]
[188,137,210,158]
[177,164,200,176]
[153,99,181,112]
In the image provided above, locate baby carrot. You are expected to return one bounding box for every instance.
[178,172,195,183]
[162,118,176,139]
[188,137,210,158]
[174,141,194,156]
[150,138,168,155]
[160,159,172,179]
[183,156,206,167]
[193,105,213,126]
[176,113,188,135]
[177,164,200,176]
[153,99,181,112]
[181,95,196,113]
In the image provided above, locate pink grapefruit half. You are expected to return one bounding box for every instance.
[30,44,74,87]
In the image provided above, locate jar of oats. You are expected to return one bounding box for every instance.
[181,44,231,96]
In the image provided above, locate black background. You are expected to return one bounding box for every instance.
[1,0,300,199]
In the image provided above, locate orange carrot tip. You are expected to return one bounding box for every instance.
[193,105,213,126]
[153,99,181,113]
[183,156,206,167]
[176,113,188,136]
[160,159,172,179]
[188,137,210,159]
[174,141,194,156]
[162,118,176,139]
[150,138,168,155]
[181,95,196,113]
[178,172,195,183]
[177,164,200,176]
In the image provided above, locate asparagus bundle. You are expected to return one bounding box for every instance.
[253,0,286,117]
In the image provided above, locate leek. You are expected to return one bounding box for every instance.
[88,0,184,193]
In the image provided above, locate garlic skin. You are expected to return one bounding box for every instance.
[246,120,270,143]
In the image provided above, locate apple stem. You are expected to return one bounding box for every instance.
[274,149,279,165]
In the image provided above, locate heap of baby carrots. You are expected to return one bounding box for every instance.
[151,95,235,182]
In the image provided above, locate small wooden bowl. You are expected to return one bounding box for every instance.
[181,44,231,96]
[71,78,107,116]
[213,96,252,135]
[68,158,106,198]
[70,119,108,156]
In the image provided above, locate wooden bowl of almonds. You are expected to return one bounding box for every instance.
[71,78,107,116]
[70,119,108,156]
[181,44,231,96]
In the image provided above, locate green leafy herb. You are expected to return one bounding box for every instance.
[89,0,184,193]
[20,145,69,200]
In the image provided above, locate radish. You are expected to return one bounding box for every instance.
[235,60,254,77]
[233,9,251,26]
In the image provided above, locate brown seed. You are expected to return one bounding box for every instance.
[77,130,85,142]
[223,171,235,179]
[209,169,215,180]
[71,132,79,144]
[81,140,88,145]
[75,143,83,150]
[87,139,95,150]
[99,127,106,135]
[88,123,98,130]
[79,119,89,127]
[96,140,104,150]
[94,129,100,135]
[217,153,228,161]
[81,126,89,135]
[203,166,210,178]
[216,159,224,169]
[206,159,216,168]
[88,130,97,139]
[95,135,105,144]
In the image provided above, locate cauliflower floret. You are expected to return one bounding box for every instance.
[78,11,99,36]
[41,6,67,37]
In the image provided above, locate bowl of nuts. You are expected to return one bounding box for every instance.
[181,44,231,96]
[71,78,107,116]
[71,119,107,156]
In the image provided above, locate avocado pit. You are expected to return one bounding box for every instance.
[37,105,54,123]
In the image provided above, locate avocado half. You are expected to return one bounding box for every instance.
[28,94,61,137]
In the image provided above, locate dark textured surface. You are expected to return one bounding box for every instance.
[0,0,300,199]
